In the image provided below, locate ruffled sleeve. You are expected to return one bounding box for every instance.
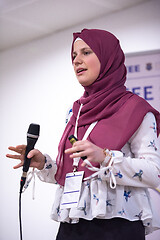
[100,112,160,188]
[36,154,57,184]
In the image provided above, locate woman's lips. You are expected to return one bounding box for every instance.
[76,68,87,75]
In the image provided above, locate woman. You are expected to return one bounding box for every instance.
[7,29,160,240]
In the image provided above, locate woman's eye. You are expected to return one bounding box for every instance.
[72,55,76,60]
[84,51,91,55]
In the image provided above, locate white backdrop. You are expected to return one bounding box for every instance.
[1,0,160,240]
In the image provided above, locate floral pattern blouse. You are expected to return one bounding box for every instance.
[36,112,160,235]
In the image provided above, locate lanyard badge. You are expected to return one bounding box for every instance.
[60,171,84,209]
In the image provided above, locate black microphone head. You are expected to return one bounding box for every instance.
[27,123,40,138]
[23,123,40,174]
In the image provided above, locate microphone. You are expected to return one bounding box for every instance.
[20,123,40,193]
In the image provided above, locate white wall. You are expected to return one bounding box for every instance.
[0,0,160,239]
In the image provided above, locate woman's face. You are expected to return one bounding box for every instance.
[72,40,101,87]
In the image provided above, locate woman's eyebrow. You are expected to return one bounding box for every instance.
[73,47,92,55]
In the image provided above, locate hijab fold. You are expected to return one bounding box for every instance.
[55,28,160,186]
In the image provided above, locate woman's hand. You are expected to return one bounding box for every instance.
[65,140,105,167]
[6,145,45,170]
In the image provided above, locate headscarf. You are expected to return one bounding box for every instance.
[55,28,160,186]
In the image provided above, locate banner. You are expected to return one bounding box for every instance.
[125,50,160,112]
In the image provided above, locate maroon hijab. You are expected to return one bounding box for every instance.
[55,29,160,186]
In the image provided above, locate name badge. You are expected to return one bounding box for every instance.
[60,171,84,209]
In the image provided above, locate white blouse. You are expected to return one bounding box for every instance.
[36,112,160,235]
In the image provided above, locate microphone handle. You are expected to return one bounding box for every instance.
[23,137,37,172]
[20,138,37,193]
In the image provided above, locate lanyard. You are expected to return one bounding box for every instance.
[72,104,116,189]
[73,104,98,169]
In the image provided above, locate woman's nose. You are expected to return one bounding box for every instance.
[73,54,83,65]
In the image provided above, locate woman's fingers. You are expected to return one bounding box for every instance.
[65,141,87,160]
[27,149,39,159]
[65,144,87,159]
[7,145,45,170]
[8,145,26,154]
[6,145,26,160]
[65,140,85,154]
[13,162,23,169]
[65,140,105,166]
[6,153,21,160]
[6,145,26,169]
